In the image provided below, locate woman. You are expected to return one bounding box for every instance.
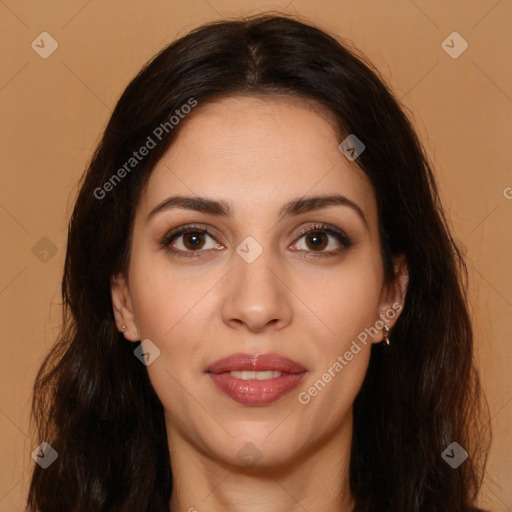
[27,13,490,512]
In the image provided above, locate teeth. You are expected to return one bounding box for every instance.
[230,370,282,380]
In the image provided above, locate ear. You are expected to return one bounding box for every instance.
[376,253,408,342]
[110,273,140,342]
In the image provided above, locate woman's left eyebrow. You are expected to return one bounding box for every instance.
[278,194,368,230]
[147,194,368,230]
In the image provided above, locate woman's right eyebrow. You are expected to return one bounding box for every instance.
[147,196,231,221]
[147,194,368,230]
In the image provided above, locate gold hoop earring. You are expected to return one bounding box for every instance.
[382,324,390,346]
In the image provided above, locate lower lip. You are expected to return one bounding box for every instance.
[208,372,306,406]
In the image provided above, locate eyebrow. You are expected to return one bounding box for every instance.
[147,194,368,229]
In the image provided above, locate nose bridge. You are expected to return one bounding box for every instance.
[222,234,293,331]
[234,235,282,303]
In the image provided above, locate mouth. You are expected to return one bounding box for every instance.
[206,353,307,406]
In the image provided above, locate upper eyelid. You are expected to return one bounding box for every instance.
[164,223,219,242]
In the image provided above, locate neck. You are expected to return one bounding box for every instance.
[167,417,355,512]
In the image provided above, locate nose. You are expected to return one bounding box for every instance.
[221,247,293,333]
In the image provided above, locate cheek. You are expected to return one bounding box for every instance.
[293,253,382,406]
[127,253,219,412]
[294,252,384,342]
[128,249,217,341]
[128,260,210,424]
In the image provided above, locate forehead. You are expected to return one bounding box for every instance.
[138,95,377,226]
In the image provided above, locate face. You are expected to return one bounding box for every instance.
[111,95,407,470]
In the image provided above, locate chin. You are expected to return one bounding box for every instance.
[209,429,305,470]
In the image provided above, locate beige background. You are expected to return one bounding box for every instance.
[0,1,510,510]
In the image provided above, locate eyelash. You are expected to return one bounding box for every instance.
[160,223,353,259]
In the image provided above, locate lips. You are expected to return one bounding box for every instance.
[207,353,307,374]
[206,353,307,406]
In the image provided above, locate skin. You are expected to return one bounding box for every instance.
[111,95,408,512]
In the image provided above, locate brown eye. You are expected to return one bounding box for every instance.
[181,231,207,251]
[292,223,352,257]
[304,231,328,251]
[162,225,222,257]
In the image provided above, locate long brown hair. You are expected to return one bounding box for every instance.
[27,13,490,511]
